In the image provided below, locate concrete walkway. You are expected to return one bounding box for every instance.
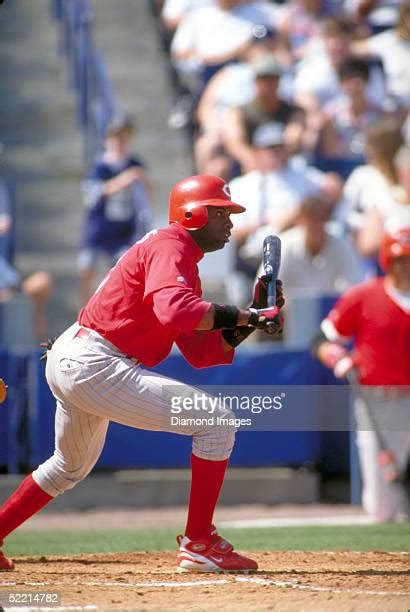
[0,0,192,336]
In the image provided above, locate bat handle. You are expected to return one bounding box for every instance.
[267,282,276,308]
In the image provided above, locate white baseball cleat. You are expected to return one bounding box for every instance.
[176,528,258,573]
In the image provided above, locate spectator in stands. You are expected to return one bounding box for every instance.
[292,16,385,114]
[221,54,305,173]
[194,26,288,178]
[160,0,217,119]
[271,195,365,298]
[357,144,410,258]
[170,0,280,90]
[351,1,410,109]
[276,0,323,61]
[0,218,53,342]
[228,122,342,303]
[341,116,405,236]
[343,0,400,33]
[78,115,153,306]
[161,0,215,33]
[316,57,385,177]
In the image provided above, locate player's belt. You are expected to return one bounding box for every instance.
[74,326,141,366]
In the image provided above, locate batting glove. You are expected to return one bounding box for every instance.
[252,277,285,310]
[248,306,283,334]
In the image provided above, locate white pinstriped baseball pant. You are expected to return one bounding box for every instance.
[33,323,235,497]
[354,395,410,522]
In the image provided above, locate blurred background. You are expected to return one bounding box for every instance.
[0,0,408,520]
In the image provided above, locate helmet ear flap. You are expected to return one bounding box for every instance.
[181,204,208,230]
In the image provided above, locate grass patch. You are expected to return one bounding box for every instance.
[5,524,409,557]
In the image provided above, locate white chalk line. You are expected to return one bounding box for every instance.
[1,576,409,597]
[221,515,376,528]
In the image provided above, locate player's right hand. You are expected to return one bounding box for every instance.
[318,343,355,378]
[333,355,354,379]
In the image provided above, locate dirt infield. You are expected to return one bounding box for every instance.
[1,551,409,611]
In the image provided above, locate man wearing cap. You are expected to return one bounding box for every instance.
[221,53,305,173]
[228,121,341,302]
[194,29,291,179]
[0,174,284,574]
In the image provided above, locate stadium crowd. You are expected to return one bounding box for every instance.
[153,0,409,324]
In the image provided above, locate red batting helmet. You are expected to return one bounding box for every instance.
[169,175,246,230]
[379,227,410,271]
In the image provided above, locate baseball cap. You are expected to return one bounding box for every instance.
[252,53,284,78]
[252,122,285,148]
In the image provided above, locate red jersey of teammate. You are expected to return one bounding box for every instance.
[324,277,410,385]
[79,224,233,368]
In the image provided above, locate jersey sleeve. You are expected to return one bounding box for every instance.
[152,286,211,333]
[176,330,234,368]
[144,241,211,332]
[322,284,363,341]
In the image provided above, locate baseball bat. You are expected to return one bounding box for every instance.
[263,235,281,334]
[346,369,409,519]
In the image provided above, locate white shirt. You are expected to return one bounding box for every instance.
[275,226,365,295]
[293,51,385,107]
[230,162,326,259]
[342,165,393,229]
[343,0,400,27]
[367,29,410,106]
[171,2,279,61]
[162,0,215,22]
[230,163,326,228]
[342,165,410,230]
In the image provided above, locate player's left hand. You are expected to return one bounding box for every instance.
[248,306,283,334]
[252,277,285,310]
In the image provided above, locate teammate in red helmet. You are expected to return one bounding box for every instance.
[0,175,284,573]
[313,226,410,522]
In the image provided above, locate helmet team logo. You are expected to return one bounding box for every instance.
[168,174,245,231]
[222,183,231,199]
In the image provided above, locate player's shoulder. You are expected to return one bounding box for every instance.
[340,276,383,302]
[141,224,198,255]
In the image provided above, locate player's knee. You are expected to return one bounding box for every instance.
[33,453,93,497]
[192,408,236,461]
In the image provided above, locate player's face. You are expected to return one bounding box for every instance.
[192,207,233,253]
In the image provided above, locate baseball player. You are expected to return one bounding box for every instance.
[313,227,410,522]
[0,174,284,573]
